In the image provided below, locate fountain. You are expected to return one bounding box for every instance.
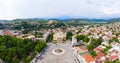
[52,48,64,55]
[54,48,63,53]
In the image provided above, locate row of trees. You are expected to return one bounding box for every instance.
[66,31,73,40]
[75,34,89,43]
[46,33,54,42]
[105,59,120,63]
[0,35,46,63]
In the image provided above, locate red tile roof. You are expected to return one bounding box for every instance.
[3,30,15,36]
[94,47,101,52]
[95,52,104,60]
[109,55,118,61]
[82,54,94,63]
[94,46,102,52]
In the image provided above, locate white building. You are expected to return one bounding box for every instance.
[72,35,77,46]
[53,32,66,42]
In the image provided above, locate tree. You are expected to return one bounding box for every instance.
[87,37,102,51]
[75,35,85,42]
[23,57,31,63]
[66,31,73,40]
[89,50,96,57]
[11,57,19,63]
[105,59,120,63]
[109,37,119,44]
[113,37,119,42]
[102,46,112,54]
[109,39,113,44]
[54,22,65,28]
[83,37,89,43]
[0,35,46,63]
[46,33,54,42]
[22,29,29,34]
[76,28,82,34]
[34,31,38,37]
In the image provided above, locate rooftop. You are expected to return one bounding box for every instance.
[82,54,95,63]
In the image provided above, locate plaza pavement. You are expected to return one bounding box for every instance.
[36,41,79,63]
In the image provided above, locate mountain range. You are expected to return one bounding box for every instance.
[0,18,120,23]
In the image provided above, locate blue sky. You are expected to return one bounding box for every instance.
[0,0,120,20]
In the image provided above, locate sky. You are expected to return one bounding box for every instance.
[0,0,120,20]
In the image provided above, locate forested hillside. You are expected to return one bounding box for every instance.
[0,35,46,63]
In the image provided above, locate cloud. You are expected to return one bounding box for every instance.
[0,0,120,20]
[101,7,120,15]
[99,0,120,15]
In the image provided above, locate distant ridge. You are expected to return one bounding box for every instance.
[0,18,120,23]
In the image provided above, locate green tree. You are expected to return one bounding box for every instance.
[11,58,19,63]
[76,28,82,34]
[23,57,31,63]
[66,31,73,40]
[46,33,54,42]
[89,50,96,57]
[75,35,85,42]
[0,35,46,63]
[83,37,89,43]
[105,59,120,63]
[87,37,102,51]
[102,46,112,54]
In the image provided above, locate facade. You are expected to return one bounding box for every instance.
[53,32,66,42]
[72,35,77,46]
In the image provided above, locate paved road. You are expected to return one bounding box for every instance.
[35,41,79,63]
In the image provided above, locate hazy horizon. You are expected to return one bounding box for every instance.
[0,0,120,20]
